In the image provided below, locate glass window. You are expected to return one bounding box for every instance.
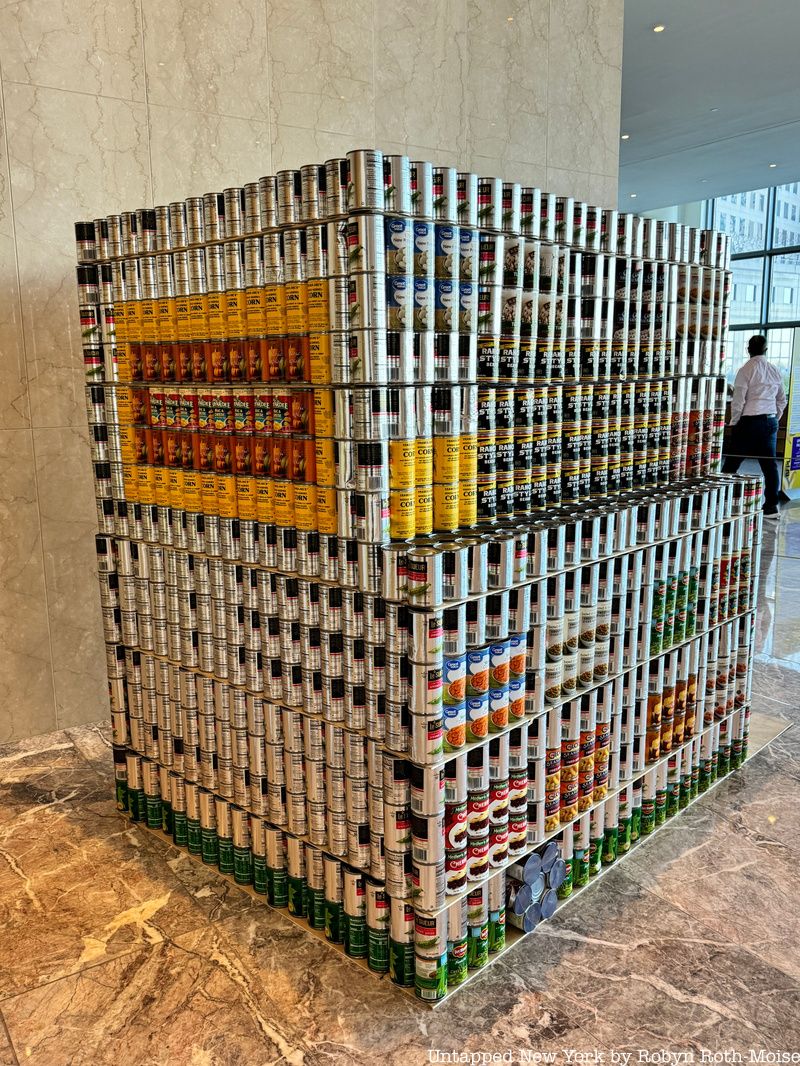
[714,186,768,253]
[730,257,763,325]
[763,327,795,390]
[724,330,750,385]
[768,253,800,322]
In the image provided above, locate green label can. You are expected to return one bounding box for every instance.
[201,827,219,866]
[325,901,343,943]
[252,854,268,894]
[589,837,603,875]
[573,846,590,887]
[467,924,489,970]
[115,777,128,812]
[187,819,202,854]
[415,952,448,1002]
[161,801,173,837]
[128,787,145,823]
[306,887,326,930]
[368,929,390,973]
[447,937,468,985]
[618,816,632,854]
[666,783,679,818]
[640,799,655,835]
[556,858,573,899]
[389,940,415,986]
[679,778,691,809]
[602,826,618,865]
[630,805,641,842]
[218,836,234,875]
[172,810,188,848]
[270,867,288,908]
[488,908,506,953]
[691,765,700,798]
[233,847,252,885]
[288,876,307,917]
[344,915,368,958]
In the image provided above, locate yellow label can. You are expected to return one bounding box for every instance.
[137,464,155,506]
[224,289,245,338]
[236,474,257,520]
[285,281,309,333]
[313,389,336,438]
[459,483,477,527]
[123,464,139,504]
[200,472,219,516]
[206,292,227,338]
[389,439,416,490]
[167,467,184,509]
[264,284,287,334]
[175,294,191,341]
[459,434,478,478]
[139,298,158,343]
[114,305,127,344]
[115,343,132,382]
[273,480,295,527]
[256,477,273,523]
[314,438,336,487]
[433,482,460,533]
[415,437,433,486]
[115,385,134,424]
[125,301,142,343]
[315,486,338,534]
[217,473,239,518]
[293,482,318,531]
[157,297,177,344]
[245,287,267,337]
[415,483,433,536]
[433,436,460,483]
[153,466,170,507]
[189,294,209,342]
[389,489,416,539]
[307,279,330,332]
[309,332,331,384]
[183,470,202,513]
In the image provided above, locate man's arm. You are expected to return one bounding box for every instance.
[776,376,788,422]
[729,365,748,425]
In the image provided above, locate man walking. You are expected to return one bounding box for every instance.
[722,334,787,517]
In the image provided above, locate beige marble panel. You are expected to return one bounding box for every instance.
[546,165,592,201]
[375,0,467,155]
[33,426,106,728]
[0,89,29,431]
[3,84,151,430]
[267,0,374,140]
[469,155,547,188]
[0,0,144,101]
[376,140,462,171]
[465,0,548,168]
[142,0,269,121]
[546,0,623,179]
[0,429,56,743]
[148,104,271,201]
[587,171,619,209]
[271,124,362,173]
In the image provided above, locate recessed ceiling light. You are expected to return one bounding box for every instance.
[630,193,637,199]
[769,163,778,168]
[652,24,666,32]
[710,107,720,112]
[621,134,630,140]
[700,179,709,183]
[507,16,514,21]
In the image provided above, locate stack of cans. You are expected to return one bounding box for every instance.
[77,148,762,1005]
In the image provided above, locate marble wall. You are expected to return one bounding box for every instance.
[0,0,623,742]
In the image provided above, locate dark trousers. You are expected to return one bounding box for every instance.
[722,414,780,510]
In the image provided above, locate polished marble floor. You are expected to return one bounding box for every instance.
[2,510,800,1065]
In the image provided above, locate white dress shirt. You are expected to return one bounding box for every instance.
[730,356,787,425]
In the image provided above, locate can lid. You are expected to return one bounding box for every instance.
[522,852,543,883]
[541,840,559,873]
[548,857,567,891]
[540,887,558,920]
[512,883,532,915]
[528,871,546,902]
[523,902,542,932]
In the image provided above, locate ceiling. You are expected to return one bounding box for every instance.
[619,0,800,211]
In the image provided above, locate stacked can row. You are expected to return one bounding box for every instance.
[76,233,728,390]
[88,374,727,545]
[119,700,750,999]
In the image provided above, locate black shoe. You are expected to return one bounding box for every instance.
[764,509,779,519]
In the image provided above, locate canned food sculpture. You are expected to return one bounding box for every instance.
[78,148,760,1003]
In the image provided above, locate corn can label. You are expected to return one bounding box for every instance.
[389,439,416,489]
